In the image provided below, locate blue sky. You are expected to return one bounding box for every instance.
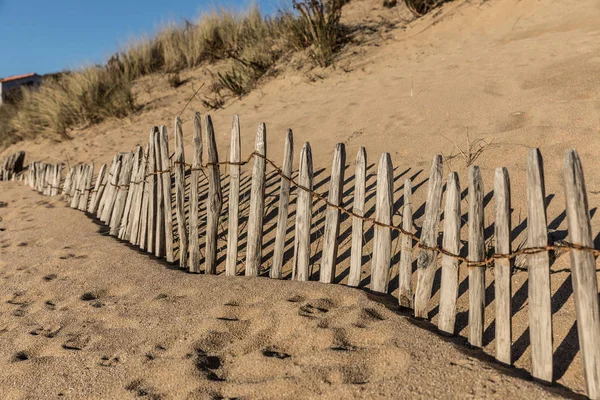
[0,0,278,78]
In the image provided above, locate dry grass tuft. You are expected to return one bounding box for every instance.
[0,1,349,143]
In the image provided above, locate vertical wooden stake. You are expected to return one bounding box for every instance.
[271,129,294,279]
[128,146,147,244]
[159,125,175,262]
[204,115,222,274]
[79,164,94,211]
[154,128,165,258]
[438,173,461,334]
[88,164,107,214]
[245,123,267,277]
[563,149,600,399]
[97,156,118,218]
[468,165,485,347]
[141,129,157,252]
[110,153,134,236]
[527,148,553,382]
[348,147,366,287]
[188,112,203,273]
[119,148,141,239]
[494,167,512,365]
[225,115,241,276]
[414,155,444,318]
[293,142,313,281]
[174,117,188,269]
[320,143,346,283]
[370,153,394,294]
[101,157,122,224]
[398,179,414,308]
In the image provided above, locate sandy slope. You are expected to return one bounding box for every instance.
[0,182,572,400]
[2,0,600,397]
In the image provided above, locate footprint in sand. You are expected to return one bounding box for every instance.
[297,298,335,319]
[11,351,30,362]
[188,347,224,382]
[30,325,62,338]
[125,379,164,399]
[62,334,91,351]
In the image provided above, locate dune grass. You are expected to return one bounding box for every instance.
[0,1,347,144]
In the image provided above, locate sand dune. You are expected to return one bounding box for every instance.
[0,182,571,399]
[2,0,600,397]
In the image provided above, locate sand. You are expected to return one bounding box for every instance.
[0,182,573,399]
[1,0,600,397]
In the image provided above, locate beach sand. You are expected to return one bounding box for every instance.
[2,0,600,397]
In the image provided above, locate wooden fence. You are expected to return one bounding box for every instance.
[7,113,600,399]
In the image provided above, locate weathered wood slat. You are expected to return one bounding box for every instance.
[128,147,147,244]
[320,143,346,284]
[413,155,444,318]
[110,153,134,236]
[154,128,165,257]
[398,179,414,308]
[494,167,512,365]
[159,125,175,262]
[348,147,366,287]
[188,112,202,273]
[79,164,94,211]
[225,115,241,276]
[141,129,157,252]
[204,115,222,274]
[563,149,600,399]
[70,165,83,208]
[270,129,294,279]
[245,123,267,277]
[121,147,142,239]
[188,112,203,273]
[101,158,122,223]
[438,173,461,335]
[52,164,63,197]
[88,164,107,214]
[293,142,313,281]
[370,153,394,294]
[174,117,188,269]
[526,148,553,382]
[97,156,118,218]
[468,165,485,348]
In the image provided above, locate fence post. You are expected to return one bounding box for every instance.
[97,156,118,218]
[293,142,313,281]
[563,149,600,399]
[271,129,294,279]
[225,115,241,276]
[154,129,166,257]
[101,157,122,224]
[110,153,134,236]
[175,117,188,269]
[468,166,485,347]
[320,143,346,284]
[141,129,157,253]
[398,179,414,308]
[204,115,222,275]
[494,167,512,365]
[438,172,461,335]
[414,155,444,318]
[245,123,267,277]
[79,164,94,211]
[188,112,203,273]
[371,153,393,294]
[120,147,142,239]
[88,164,106,214]
[527,148,553,382]
[348,147,366,287]
[159,125,175,262]
[127,147,146,244]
